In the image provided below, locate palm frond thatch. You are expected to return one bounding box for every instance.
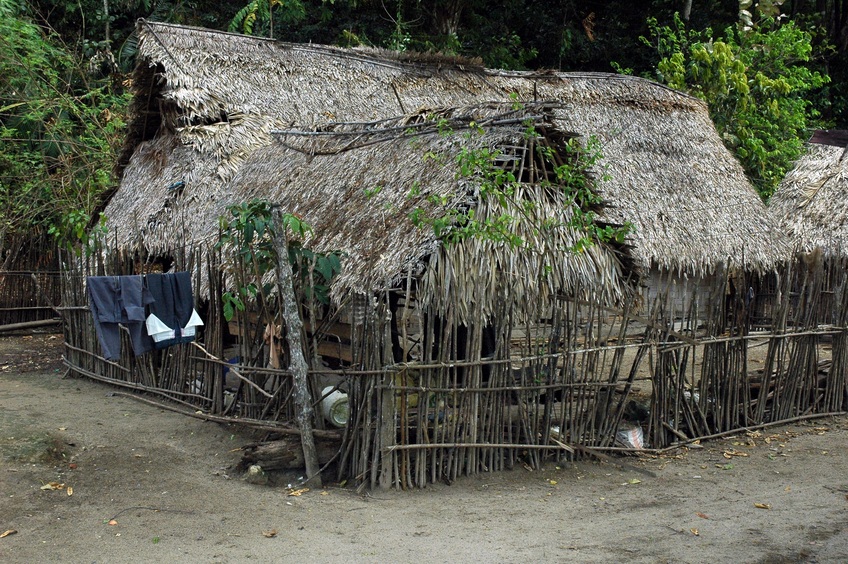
[770,139,848,257]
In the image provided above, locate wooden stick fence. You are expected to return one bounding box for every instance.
[60,244,848,489]
[0,234,63,325]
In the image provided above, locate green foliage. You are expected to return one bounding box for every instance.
[643,13,829,200]
[459,20,538,70]
[216,199,342,322]
[228,0,306,36]
[47,210,108,255]
[408,119,631,255]
[0,0,128,253]
[551,136,632,251]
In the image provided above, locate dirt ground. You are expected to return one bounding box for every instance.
[2,333,848,563]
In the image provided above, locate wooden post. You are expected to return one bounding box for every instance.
[272,208,322,487]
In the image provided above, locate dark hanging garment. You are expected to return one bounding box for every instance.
[144,272,203,350]
[87,276,155,360]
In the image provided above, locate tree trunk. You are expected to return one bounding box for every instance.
[432,0,465,38]
[272,208,322,487]
[103,0,110,45]
[834,0,848,52]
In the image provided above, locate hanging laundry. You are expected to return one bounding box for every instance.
[87,276,155,360]
[144,272,203,349]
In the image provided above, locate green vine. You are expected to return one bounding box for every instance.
[409,118,632,254]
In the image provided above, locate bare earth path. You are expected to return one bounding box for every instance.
[1,333,847,563]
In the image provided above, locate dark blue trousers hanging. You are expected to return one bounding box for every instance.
[144,272,202,349]
[87,276,155,360]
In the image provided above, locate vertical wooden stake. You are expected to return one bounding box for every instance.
[272,208,322,487]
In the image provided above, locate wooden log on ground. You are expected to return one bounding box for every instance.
[239,437,341,472]
[0,318,62,333]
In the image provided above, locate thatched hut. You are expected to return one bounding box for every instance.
[62,21,817,490]
[73,101,643,488]
[769,131,848,324]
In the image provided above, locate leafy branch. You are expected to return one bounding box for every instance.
[216,199,342,322]
[408,116,631,254]
[0,0,129,253]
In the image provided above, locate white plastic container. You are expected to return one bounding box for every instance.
[320,387,349,428]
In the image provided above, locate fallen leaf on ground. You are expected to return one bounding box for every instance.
[0,530,17,538]
[320,491,329,496]
[40,482,64,491]
[262,529,278,538]
[287,488,309,497]
[690,528,700,536]
[67,486,73,496]
[696,512,709,519]
[626,478,642,485]
[108,520,118,526]
[754,503,771,510]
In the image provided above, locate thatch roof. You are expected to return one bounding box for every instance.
[108,104,631,318]
[105,20,789,288]
[770,135,848,257]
